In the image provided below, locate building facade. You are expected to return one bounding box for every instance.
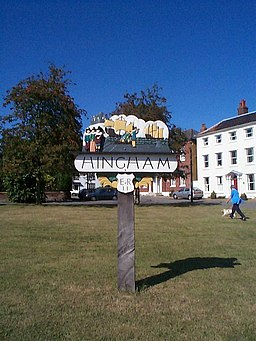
[196,100,256,199]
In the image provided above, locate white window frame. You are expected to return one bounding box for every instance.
[180,177,186,187]
[229,131,237,141]
[203,137,209,146]
[245,127,253,138]
[245,147,254,163]
[170,178,176,187]
[203,154,209,168]
[215,134,222,143]
[247,174,255,191]
[204,177,210,192]
[230,150,237,165]
[217,176,223,185]
[216,176,223,192]
[216,152,222,167]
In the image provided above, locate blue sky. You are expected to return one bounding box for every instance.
[1,0,255,132]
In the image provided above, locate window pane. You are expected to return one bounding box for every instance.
[230,131,237,141]
[246,147,254,163]
[204,177,209,191]
[230,150,237,165]
[245,128,253,137]
[247,174,255,190]
[216,134,222,143]
[216,152,222,166]
[204,155,209,167]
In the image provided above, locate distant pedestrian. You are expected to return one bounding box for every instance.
[134,187,140,205]
[227,185,246,221]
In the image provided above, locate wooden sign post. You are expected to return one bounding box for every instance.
[117,191,135,292]
[74,114,178,292]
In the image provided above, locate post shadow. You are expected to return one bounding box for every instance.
[136,257,240,291]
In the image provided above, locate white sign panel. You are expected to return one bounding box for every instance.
[74,153,177,173]
[117,174,135,193]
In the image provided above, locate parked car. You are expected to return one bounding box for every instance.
[172,187,203,200]
[80,187,118,201]
[78,188,96,200]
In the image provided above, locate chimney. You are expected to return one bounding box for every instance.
[237,99,248,115]
[200,123,207,132]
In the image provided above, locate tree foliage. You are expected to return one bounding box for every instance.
[1,64,86,203]
[111,84,188,181]
[112,83,172,126]
[112,84,187,152]
[169,125,187,153]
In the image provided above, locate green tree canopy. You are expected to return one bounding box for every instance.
[112,83,172,126]
[111,84,188,181]
[1,64,86,203]
[112,84,187,152]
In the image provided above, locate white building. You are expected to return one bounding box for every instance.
[70,173,100,199]
[196,100,256,199]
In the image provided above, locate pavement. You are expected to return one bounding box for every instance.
[45,196,256,208]
[1,195,256,208]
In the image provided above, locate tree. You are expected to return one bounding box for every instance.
[112,83,172,126]
[169,125,187,153]
[112,83,187,151]
[112,84,187,181]
[1,64,86,203]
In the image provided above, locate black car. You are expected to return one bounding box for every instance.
[80,187,118,201]
[78,188,96,200]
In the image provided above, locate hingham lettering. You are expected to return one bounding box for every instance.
[75,154,177,173]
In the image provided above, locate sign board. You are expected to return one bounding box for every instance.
[74,153,177,173]
[116,174,135,193]
[74,114,178,293]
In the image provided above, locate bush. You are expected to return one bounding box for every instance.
[210,191,217,199]
[3,173,45,203]
[240,193,248,201]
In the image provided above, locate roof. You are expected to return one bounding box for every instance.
[226,170,243,178]
[197,111,256,136]
[183,129,199,140]
[82,137,173,154]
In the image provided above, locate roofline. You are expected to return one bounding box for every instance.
[197,110,256,137]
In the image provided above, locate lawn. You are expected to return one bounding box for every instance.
[0,203,256,340]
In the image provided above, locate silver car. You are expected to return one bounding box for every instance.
[172,187,203,200]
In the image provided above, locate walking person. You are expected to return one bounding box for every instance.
[227,185,246,221]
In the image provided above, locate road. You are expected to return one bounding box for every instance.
[42,195,256,209]
[1,193,255,208]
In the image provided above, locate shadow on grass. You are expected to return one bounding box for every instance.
[136,257,240,291]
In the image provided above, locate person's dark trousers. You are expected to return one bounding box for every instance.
[231,204,246,219]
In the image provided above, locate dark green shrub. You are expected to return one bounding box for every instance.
[210,191,217,199]
[240,193,248,201]
[3,173,45,203]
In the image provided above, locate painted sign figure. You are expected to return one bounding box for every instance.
[131,127,139,147]
[119,125,139,147]
[82,114,170,153]
[120,131,131,143]
[84,128,91,151]
[95,127,104,152]
[90,127,96,152]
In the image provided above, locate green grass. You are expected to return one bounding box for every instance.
[0,203,256,340]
